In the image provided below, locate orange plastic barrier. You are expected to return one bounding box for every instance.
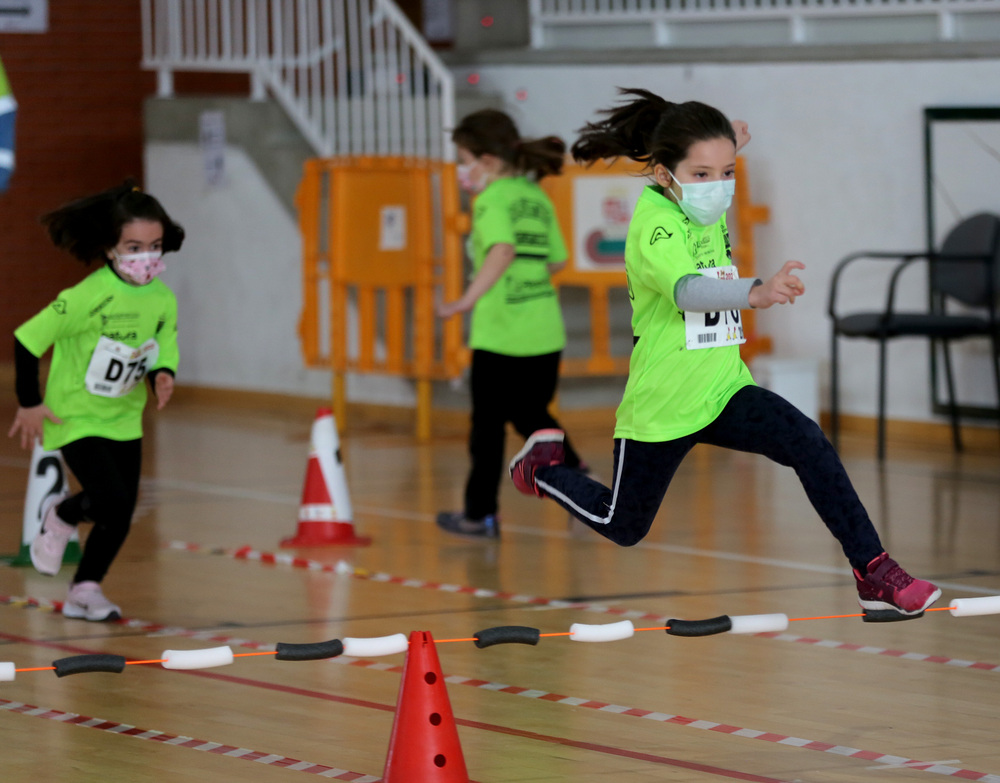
[297,156,466,440]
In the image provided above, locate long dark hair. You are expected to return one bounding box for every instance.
[452,109,566,180]
[41,179,185,265]
[571,88,735,172]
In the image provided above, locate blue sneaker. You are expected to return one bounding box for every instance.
[436,511,500,539]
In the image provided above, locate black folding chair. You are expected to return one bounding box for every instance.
[829,213,1000,459]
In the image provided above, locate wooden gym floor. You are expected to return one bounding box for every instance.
[1,390,999,782]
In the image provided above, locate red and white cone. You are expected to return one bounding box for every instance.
[281,408,370,547]
[382,631,470,782]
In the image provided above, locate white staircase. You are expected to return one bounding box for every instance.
[141,0,455,161]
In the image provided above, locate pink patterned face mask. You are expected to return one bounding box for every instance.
[114,251,165,285]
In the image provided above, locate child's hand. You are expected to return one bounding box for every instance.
[732,120,751,153]
[155,372,174,410]
[7,405,62,450]
[749,261,806,309]
[436,299,467,319]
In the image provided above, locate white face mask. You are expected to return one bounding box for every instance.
[667,170,735,227]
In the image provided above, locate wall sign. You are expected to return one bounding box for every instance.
[0,1,47,33]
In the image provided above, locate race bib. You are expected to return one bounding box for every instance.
[85,336,159,398]
[684,265,747,350]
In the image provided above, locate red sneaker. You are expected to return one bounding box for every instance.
[854,552,941,621]
[509,429,565,497]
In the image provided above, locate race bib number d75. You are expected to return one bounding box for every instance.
[85,337,159,398]
[684,265,747,351]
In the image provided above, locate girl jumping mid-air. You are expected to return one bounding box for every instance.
[508,89,940,621]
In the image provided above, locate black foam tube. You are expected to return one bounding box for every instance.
[474,626,541,649]
[275,639,345,661]
[52,654,128,677]
[666,615,733,637]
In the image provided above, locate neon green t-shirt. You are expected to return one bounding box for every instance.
[14,265,179,450]
[467,176,567,356]
[614,185,755,442]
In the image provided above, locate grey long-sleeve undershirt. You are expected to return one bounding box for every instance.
[674,274,762,313]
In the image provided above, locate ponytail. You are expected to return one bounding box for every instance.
[514,136,566,179]
[41,178,185,265]
[572,87,736,172]
[453,109,566,180]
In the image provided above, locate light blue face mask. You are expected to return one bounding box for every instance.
[667,170,736,227]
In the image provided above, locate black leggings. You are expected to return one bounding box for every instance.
[465,349,581,519]
[57,437,142,584]
[534,385,883,572]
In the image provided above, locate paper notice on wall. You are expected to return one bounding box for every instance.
[0,1,47,32]
[199,110,226,188]
[379,206,406,251]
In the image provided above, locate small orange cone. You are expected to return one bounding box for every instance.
[383,631,470,782]
[281,408,370,547]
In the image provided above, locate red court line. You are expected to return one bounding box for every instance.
[0,697,381,780]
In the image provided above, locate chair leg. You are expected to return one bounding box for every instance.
[991,332,1000,447]
[877,338,887,461]
[941,339,962,452]
[830,331,840,451]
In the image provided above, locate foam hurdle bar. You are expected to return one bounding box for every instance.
[161,646,234,670]
[569,620,635,642]
[666,616,732,637]
[0,663,14,682]
[728,613,789,634]
[341,633,409,657]
[949,596,1000,617]
[275,639,345,661]
[53,654,127,677]
[474,626,541,648]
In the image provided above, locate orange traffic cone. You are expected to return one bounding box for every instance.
[383,631,470,782]
[281,408,370,547]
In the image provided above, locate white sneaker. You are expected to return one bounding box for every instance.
[30,499,76,576]
[63,581,122,622]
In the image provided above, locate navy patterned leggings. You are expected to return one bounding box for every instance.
[534,385,882,572]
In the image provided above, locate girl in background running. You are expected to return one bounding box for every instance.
[508,89,940,620]
[8,181,183,621]
[435,109,585,539]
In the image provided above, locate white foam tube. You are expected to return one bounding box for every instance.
[342,633,409,657]
[161,646,235,670]
[949,596,1000,617]
[0,662,15,682]
[728,613,789,634]
[569,620,635,642]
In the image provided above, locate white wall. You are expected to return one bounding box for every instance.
[456,57,1000,422]
[145,57,1000,423]
[145,142,415,405]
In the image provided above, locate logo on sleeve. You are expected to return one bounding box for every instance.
[649,227,673,245]
[51,298,67,315]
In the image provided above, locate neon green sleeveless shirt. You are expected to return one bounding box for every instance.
[615,185,755,442]
[468,176,567,356]
[15,265,179,450]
